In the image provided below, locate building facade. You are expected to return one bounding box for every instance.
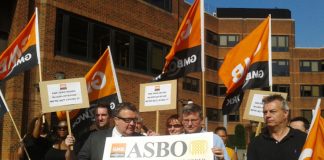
[0,0,323,159]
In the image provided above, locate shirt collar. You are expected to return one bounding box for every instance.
[112,127,123,137]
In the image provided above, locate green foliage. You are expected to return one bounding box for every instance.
[219,124,247,149]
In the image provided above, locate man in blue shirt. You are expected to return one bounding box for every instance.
[182,103,230,160]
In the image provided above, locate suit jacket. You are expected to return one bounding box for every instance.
[77,127,142,160]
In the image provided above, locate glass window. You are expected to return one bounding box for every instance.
[206,30,218,46]
[206,82,217,96]
[151,44,164,74]
[206,82,226,96]
[183,77,199,92]
[300,60,321,72]
[92,24,110,60]
[55,9,170,76]
[274,84,290,100]
[272,35,289,52]
[134,38,148,71]
[115,31,130,68]
[55,12,63,54]
[206,55,222,71]
[300,85,320,97]
[144,0,172,12]
[206,108,223,122]
[218,84,227,96]
[272,60,289,76]
[228,110,240,122]
[218,35,240,47]
[67,16,88,58]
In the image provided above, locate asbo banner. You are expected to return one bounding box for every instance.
[102,132,215,160]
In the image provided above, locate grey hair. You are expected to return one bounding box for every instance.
[262,94,289,111]
[182,103,203,119]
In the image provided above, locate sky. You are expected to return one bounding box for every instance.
[186,0,324,48]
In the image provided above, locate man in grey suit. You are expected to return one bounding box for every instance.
[78,102,143,160]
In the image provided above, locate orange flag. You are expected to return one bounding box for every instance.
[56,47,122,119]
[85,47,121,105]
[219,16,271,94]
[299,99,324,160]
[154,0,204,81]
[218,16,271,114]
[0,10,40,81]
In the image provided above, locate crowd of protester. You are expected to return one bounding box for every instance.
[17,94,311,160]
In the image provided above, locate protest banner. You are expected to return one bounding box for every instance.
[243,90,287,122]
[39,78,89,113]
[102,132,214,160]
[139,79,177,132]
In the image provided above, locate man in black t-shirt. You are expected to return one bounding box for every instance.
[247,95,307,160]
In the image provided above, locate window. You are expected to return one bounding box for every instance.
[144,0,172,12]
[219,35,240,47]
[206,82,217,96]
[134,38,148,71]
[274,84,290,100]
[206,82,226,96]
[206,108,223,122]
[206,56,222,71]
[300,60,324,72]
[67,16,88,58]
[228,110,240,122]
[92,24,110,60]
[206,30,218,46]
[151,44,165,74]
[300,85,322,97]
[263,84,290,100]
[55,9,170,75]
[115,31,130,68]
[272,60,289,76]
[272,35,289,52]
[183,77,199,92]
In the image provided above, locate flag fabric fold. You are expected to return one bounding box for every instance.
[299,99,324,160]
[0,11,40,82]
[219,16,271,114]
[154,0,204,81]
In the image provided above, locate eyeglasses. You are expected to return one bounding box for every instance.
[57,126,67,130]
[167,124,182,128]
[116,116,138,123]
[182,119,199,124]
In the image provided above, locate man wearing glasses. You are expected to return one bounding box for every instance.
[78,102,142,160]
[182,103,230,160]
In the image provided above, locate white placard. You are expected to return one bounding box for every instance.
[243,90,288,122]
[102,132,214,160]
[47,82,83,107]
[144,84,171,106]
[248,93,268,117]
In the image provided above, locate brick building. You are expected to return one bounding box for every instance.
[0,0,323,159]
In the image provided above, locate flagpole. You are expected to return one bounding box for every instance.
[0,90,31,160]
[108,46,123,103]
[268,14,272,92]
[200,0,206,128]
[35,7,42,82]
[256,15,272,137]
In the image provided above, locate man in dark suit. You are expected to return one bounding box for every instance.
[78,102,142,160]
